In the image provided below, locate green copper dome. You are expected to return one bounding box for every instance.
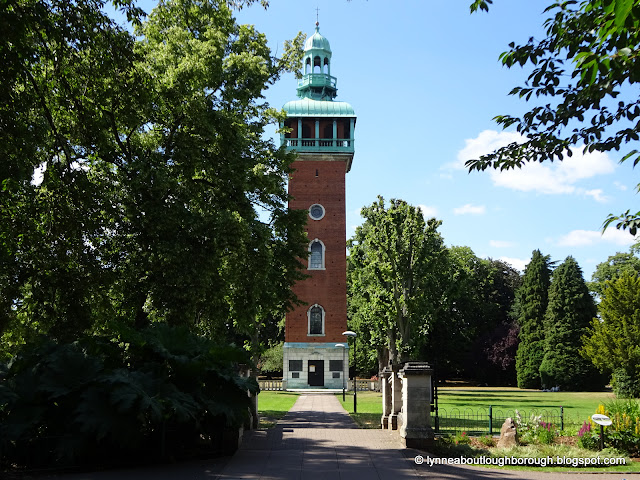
[296,24,337,101]
[283,98,354,117]
[304,25,331,53]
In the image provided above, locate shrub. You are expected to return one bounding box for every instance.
[577,421,599,450]
[584,400,640,455]
[0,325,257,469]
[611,368,640,399]
[454,431,471,445]
[515,410,557,445]
[478,435,496,447]
[515,410,541,444]
[537,421,556,445]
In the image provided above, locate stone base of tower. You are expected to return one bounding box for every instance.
[282,342,349,390]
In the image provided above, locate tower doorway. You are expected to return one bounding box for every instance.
[308,360,324,387]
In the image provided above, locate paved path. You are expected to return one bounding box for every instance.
[219,393,418,480]
[37,393,637,480]
[219,394,637,480]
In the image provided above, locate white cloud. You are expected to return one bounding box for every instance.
[453,204,486,215]
[418,204,438,219]
[450,130,523,170]
[614,181,628,191]
[583,189,609,203]
[498,256,528,272]
[556,229,638,247]
[490,240,515,248]
[454,130,616,198]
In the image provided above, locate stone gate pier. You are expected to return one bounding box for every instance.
[381,361,434,449]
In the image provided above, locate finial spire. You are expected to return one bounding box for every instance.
[315,7,320,27]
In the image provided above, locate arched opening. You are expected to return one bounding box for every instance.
[305,58,311,75]
[308,305,324,335]
[308,239,325,269]
[313,56,322,74]
[323,57,329,74]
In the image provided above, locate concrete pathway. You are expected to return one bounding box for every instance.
[218,394,637,480]
[35,393,637,480]
[219,393,418,480]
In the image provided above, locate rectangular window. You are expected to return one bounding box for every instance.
[329,360,343,372]
[292,372,300,379]
[332,372,341,379]
[289,360,303,372]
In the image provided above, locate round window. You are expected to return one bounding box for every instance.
[309,204,325,220]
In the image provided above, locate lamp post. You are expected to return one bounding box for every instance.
[342,330,357,414]
[335,343,347,401]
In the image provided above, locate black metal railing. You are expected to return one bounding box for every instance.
[432,406,564,436]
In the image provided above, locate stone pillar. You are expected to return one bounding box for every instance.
[239,364,258,430]
[398,362,434,449]
[249,390,259,430]
[380,367,393,429]
[388,364,402,430]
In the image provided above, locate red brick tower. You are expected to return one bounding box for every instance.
[280,24,356,389]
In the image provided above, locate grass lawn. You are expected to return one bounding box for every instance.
[436,386,615,431]
[336,386,615,432]
[257,391,299,428]
[336,391,382,428]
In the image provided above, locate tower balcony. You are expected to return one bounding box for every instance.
[297,73,337,90]
[283,137,354,154]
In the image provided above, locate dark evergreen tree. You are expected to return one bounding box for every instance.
[515,250,552,389]
[539,256,603,391]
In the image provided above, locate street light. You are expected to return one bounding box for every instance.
[342,330,357,414]
[335,343,346,401]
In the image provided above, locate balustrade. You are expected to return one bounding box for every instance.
[285,138,354,150]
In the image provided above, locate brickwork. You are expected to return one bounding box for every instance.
[285,155,348,344]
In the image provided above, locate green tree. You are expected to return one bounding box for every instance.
[539,256,602,390]
[429,246,496,378]
[472,259,522,384]
[582,272,640,397]
[258,341,284,374]
[589,245,640,298]
[515,250,552,389]
[412,250,521,382]
[434,246,488,377]
[468,0,640,234]
[347,197,448,369]
[0,0,307,354]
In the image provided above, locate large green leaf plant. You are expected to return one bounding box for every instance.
[0,324,257,468]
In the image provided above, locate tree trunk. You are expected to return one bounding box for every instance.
[377,346,389,374]
[388,327,398,366]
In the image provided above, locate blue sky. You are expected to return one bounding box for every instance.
[116,0,640,278]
